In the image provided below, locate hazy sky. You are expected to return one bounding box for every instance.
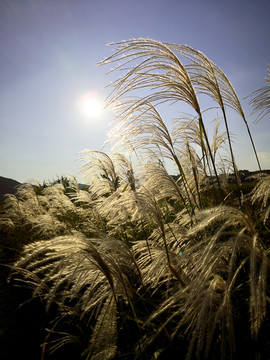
[1,0,270,183]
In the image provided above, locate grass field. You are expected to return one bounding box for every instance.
[0,39,270,360]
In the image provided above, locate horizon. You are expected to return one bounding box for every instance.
[1,0,270,183]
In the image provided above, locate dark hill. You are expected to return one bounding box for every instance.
[0,176,21,202]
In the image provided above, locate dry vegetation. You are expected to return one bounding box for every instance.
[1,39,270,359]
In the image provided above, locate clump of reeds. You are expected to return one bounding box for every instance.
[1,39,269,359]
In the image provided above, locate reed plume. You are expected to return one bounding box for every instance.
[249,65,270,123]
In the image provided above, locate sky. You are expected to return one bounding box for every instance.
[0,0,270,183]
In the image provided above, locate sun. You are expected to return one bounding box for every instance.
[82,97,103,118]
[77,91,104,119]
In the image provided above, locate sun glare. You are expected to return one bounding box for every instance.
[77,91,104,119]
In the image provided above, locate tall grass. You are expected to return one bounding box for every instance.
[1,39,270,359]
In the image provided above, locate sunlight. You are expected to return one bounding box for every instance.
[77,91,104,119]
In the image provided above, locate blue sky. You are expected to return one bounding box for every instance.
[1,0,270,183]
